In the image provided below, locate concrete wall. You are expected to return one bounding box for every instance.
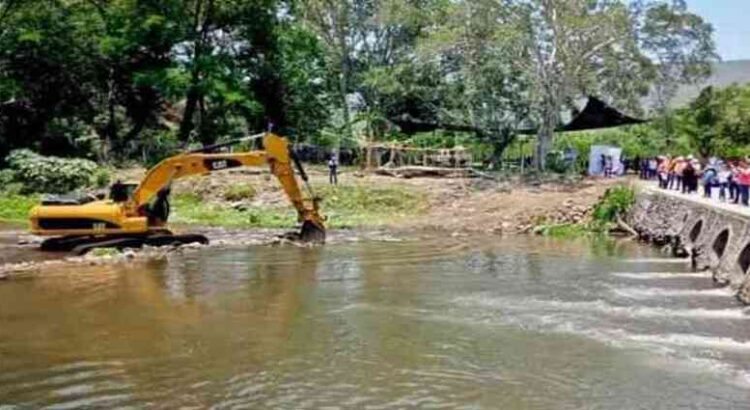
[628,190,750,304]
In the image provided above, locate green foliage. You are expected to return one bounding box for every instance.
[535,185,635,237]
[0,170,14,186]
[553,84,750,163]
[671,85,750,158]
[0,0,719,167]
[592,185,636,227]
[555,123,674,161]
[140,130,181,168]
[224,185,257,201]
[169,184,426,228]
[316,184,427,227]
[0,194,39,222]
[171,193,294,228]
[537,223,589,238]
[544,151,572,174]
[5,150,99,194]
[91,168,111,189]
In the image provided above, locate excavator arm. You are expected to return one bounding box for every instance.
[130,133,325,242]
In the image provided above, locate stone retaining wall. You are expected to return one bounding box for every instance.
[628,189,750,304]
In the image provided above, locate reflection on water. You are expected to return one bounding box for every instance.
[1,236,749,409]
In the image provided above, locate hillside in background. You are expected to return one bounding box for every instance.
[656,60,750,109]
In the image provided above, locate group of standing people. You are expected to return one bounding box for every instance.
[640,156,750,206]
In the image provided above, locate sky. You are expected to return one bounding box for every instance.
[687,0,750,61]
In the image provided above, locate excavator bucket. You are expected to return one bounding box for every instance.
[300,220,326,244]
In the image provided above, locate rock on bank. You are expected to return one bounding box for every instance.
[628,186,750,304]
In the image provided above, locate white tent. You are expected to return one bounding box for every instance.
[588,145,623,176]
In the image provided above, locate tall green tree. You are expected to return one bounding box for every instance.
[0,0,102,158]
[638,0,718,143]
[299,0,358,149]
[675,85,750,158]
[416,0,532,165]
[515,0,716,169]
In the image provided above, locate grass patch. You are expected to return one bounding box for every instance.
[315,184,427,228]
[0,183,426,230]
[0,194,39,222]
[171,193,295,228]
[536,223,590,238]
[592,185,635,224]
[171,184,427,229]
[536,184,636,238]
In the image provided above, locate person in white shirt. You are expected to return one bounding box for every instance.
[717,163,731,201]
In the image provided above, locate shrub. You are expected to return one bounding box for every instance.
[5,149,99,194]
[0,169,15,189]
[0,194,39,222]
[91,167,111,189]
[224,185,256,201]
[591,185,635,229]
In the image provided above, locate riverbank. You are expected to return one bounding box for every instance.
[0,169,624,277]
[0,166,621,232]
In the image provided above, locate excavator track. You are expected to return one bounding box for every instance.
[41,233,209,255]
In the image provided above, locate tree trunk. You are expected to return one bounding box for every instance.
[337,69,351,154]
[179,87,199,142]
[336,25,352,154]
[489,130,514,169]
[103,68,117,163]
[535,104,557,171]
[178,0,212,144]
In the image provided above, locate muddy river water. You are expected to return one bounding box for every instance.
[1,235,750,409]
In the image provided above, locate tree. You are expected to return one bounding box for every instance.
[639,0,718,143]
[415,0,532,165]
[515,0,716,170]
[300,0,436,148]
[299,0,358,150]
[675,85,750,159]
[0,0,102,158]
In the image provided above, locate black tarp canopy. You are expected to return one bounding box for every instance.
[558,96,647,132]
[390,96,647,136]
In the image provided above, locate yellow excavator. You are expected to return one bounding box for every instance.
[29,132,325,254]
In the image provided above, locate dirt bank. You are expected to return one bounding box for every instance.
[118,166,621,234]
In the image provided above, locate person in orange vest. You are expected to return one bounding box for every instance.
[657,156,670,188]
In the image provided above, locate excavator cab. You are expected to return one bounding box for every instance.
[109,181,137,203]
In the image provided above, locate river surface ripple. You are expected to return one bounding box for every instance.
[1,235,749,409]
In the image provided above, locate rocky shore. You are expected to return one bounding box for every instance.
[0,228,410,280]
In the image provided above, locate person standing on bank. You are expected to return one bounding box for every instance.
[328,154,338,185]
[717,163,731,201]
[682,159,696,194]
